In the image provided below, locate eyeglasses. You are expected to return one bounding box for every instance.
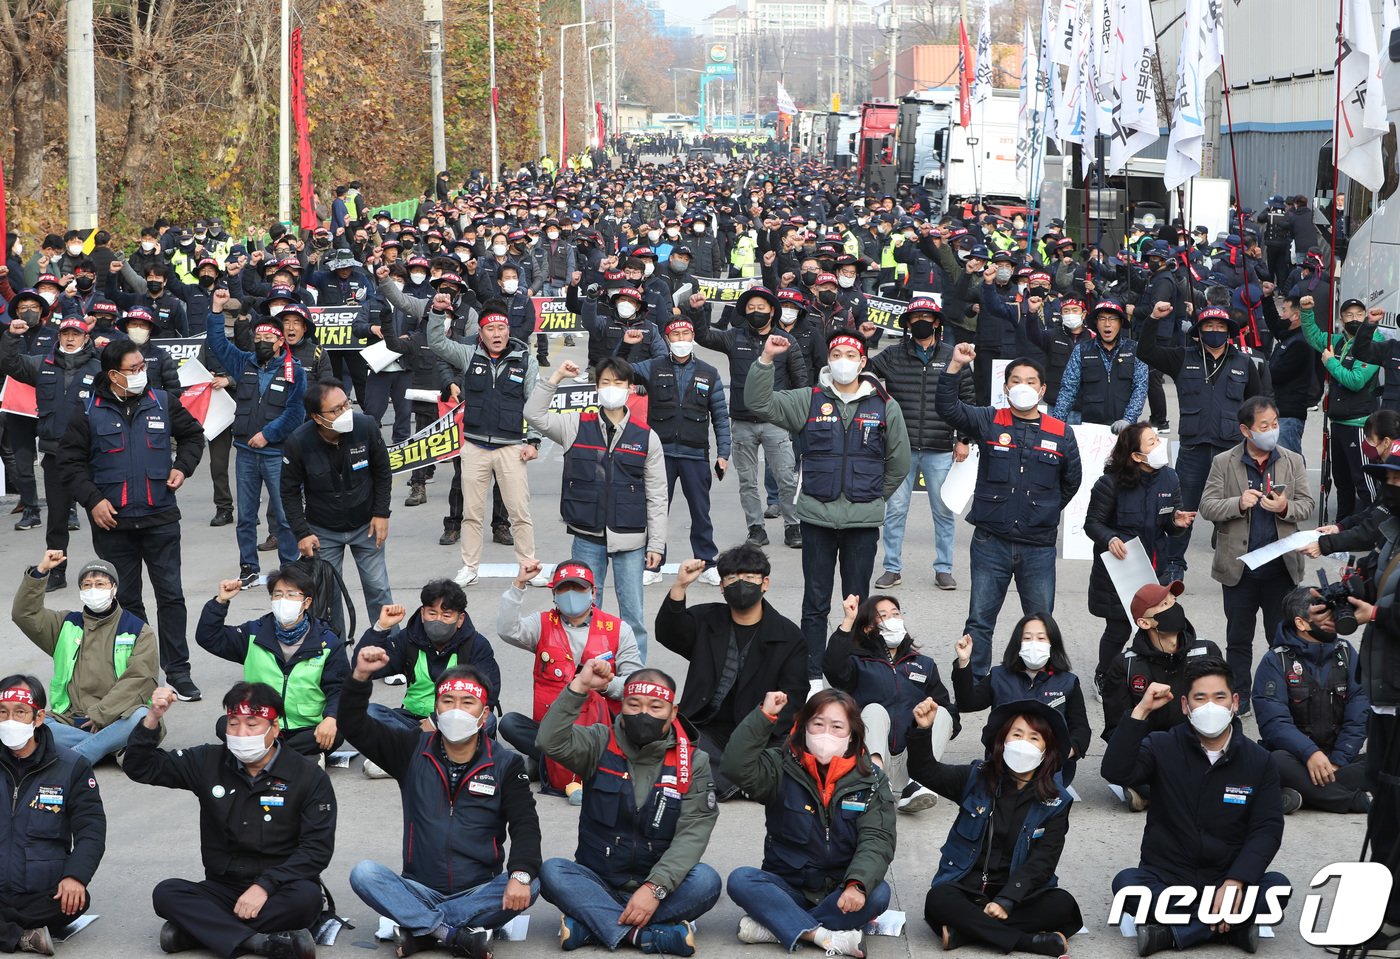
[720,573,764,586]
[0,706,34,721]
[320,400,351,418]
[270,590,306,601]
[121,362,147,376]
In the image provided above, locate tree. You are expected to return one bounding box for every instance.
[0,0,64,199]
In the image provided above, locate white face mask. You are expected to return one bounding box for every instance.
[121,369,148,394]
[1062,312,1084,331]
[666,227,680,238]
[1145,443,1171,470]
[502,279,519,294]
[829,358,860,385]
[648,230,662,243]
[0,719,35,750]
[59,343,84,355]
[616,301,638,320]
[838,274,856,288]
[492,244,508,257]
[644,262,655,277]
[79,587,114,612]
[806,731,849,764]
[324,408,354,433]
[781,307,799,325]
[391,280,405,292]
[436,708,481,743]
[68,243,83,256]
[269,303,285,316]
[227,732,272,765]
[669,340,694,359]
[410,272,428,285]
[127,326,151,346]
[1188,701,1234,738]
[598,385,630,410]
[1020,640,1052,670]
[879,617,906,647]
[141,241,156,253]
[39,290,58,306]
[1007,383,1041,411]
[547,230,560,240]
[693,223,705,234]
[271,598,305,626]
[1002,739,1044,774]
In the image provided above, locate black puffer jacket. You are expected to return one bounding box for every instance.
[868,336,974,452]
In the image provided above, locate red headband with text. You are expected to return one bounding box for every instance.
[829,334,865,356]
[227,701,279,721]
[437,678,489,705]
[0,687,35,707]
[624,681,675,703]
[254,324,284,339]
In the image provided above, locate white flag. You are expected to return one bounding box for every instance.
[1053,0,1080,66]
[1164,0,1224,189]
[1016,19,1039,177]
[776,82,797,115]
[1106,0,1161,174]
[1338,0,1387,190]
[1041,0,1062,143]
[972,0,994,106]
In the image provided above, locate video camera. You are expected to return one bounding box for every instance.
[1315,568,1372,635]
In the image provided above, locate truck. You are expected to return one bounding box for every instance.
[856,102,899,194]
[894,88,1026,217]
[824,112,860,167]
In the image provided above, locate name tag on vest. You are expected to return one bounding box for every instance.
[1045,694,1066,709]
[260,795,285,807]
[908,672,927,683]
[840,798,867,813]
[468,780,497,796]
[270,383,285,392]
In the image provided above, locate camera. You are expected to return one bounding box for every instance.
[1315,569,1371,635]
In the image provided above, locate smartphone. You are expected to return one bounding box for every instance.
[1268,483,1287,496]
[714,462,726,481]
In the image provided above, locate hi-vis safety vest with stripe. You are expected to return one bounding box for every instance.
[49,610,144,715]
[244,638,330,730]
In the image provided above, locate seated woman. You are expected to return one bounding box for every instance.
[722,689,896,959]
[951,613,1092,784]
[823,593,960,812]
[912,698,1082,956]
[196,564,348,757]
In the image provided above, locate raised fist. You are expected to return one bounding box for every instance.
[354,645,391,680]
[762,690,788,717]
[912,697,940,729]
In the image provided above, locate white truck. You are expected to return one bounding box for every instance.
[895,88,1025,216]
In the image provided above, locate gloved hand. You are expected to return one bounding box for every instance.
[1110,419,1131,435]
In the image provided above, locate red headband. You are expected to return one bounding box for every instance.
[437,678,489,705]
[227,701,279,721]
[666,319,694,335]
[480,312,509,328]
[624,681,675,703]
[254,324,284,339]
[0,687,35,706]
[829,334,865,356]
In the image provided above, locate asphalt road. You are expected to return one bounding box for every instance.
[0,334,1355,958]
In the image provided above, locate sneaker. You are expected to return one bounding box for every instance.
[1093,670,1105,704]
[257,533,278,552]
[1225,923,1260,955]
[67,506,79,531]
[169,675,202,703]
[453,566,479,587]
[383,673,408,686]
[528,572,551,587]
[897,782,938,813]
[746,524,769,546]
[439,525,460,546]
[784,525,802,549]
[698,567,721,586]
[1124,786,1149,812]
[492,525,515,546]
[254,929,315,959]
[934,572,957,590]
[643,570,664,586]
[391,925,437,957]
[18,927,54,956]
[1280,787,1303,815]
[1153,422,1171,435]
[811,927,863,957]
[158,920,196,954]
[209,508,234,527]
[363,758,391,779]
[44,569,66,593]
[636,921,696,956]
[239,565,260,589]
[737,917,778,945]
[446,926,492,959]
[1136,922,1175,957]
[559,915,597,951]
[14,507,40,530]
[874,570,901,588]
[763,503,782,518]
[405,483,427,507]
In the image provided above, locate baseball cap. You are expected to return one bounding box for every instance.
[548,563,595,590]
[1131,581,1185,622]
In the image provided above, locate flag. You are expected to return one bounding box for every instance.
[777,82,797,115]
[1164,0,1223,189]
[290,27,317,230]
[958,19,974,126]
[0,379,36,418]
[1053,0,1079,66]
[1041,0,1061,143]
[972,0,993,107]
[1016,19,1041,178]
[1106,0,1160,174]
[1058,0,1092,147]
[1338,0,1387,191]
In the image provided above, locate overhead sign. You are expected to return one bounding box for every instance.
[704,62,735,77]
[709,43,728,62]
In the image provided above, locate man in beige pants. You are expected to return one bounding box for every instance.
[427,296,545,587]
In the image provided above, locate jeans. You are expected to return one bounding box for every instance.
[800,523,880,679]
[497,712,541,763]
[48,708,148,763]
[368,702,428,730]
[349,861,537,935]
[663,457,716,564]
[1110,867,1290,948]
[539,859,722,949]
[364,369,413,443]
[881,449,955,574]
[732,420,798,527]
[91,521,192,677]
[964,528,1058,676]
[726,867,890,950]
[1278,416,1306,457]
[1165,444,1226,574]
[571,538,648,662]
[312,522,394,636]
[235,449,298,570]
[1221,563,1293,711]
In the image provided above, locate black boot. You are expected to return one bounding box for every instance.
[45,562,66,593]
[440,524,460,546]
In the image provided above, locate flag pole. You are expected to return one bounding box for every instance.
[1217,55,1260,349]
[1318,0,1347,524]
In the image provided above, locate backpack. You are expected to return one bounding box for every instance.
[294,553,356,641]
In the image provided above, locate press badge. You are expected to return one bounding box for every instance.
[468,781,497,797]
[37,785,64,807]
[1223,785,1252,805]
[1031,827,1045,838]
[908,672,927,683]
[260,795,285,807]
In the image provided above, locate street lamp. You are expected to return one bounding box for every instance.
[559,19,602,158]
[670,67,702,117]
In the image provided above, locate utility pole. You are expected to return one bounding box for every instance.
[278,0,291,223]
[846,0,854,108]
[425,0,446,179]
[580,0,589,147]
[538,12,547,160]
[488,0,499,185]
[66,0,98,229]
[609,0,617,143]
[885,15,897,101]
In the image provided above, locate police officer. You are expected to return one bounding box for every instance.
[1050,300,1149,430]
[1252,586,1371,814]
[207,289,307,586]
[426,298,541,588]
[747,330,912,690]
[123,682,336,959]
[629,317,731,582]
[1137,303,1260,581]
[343,649,540,959]
[935,344,1083,678]
[56,339,205,702]
[0,307,102,592]
[0,674,106,958]
[537,662,722,956]
[279,382,394,635]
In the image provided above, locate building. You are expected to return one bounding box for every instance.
[703,0,875,38]
[616,96,651,131]
[870,43,1021,102]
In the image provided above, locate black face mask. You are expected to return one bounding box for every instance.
[75,275,94,292]
[800,270,818,287]
[745,311,771,330]
[1308,625,1338,645]
[1151,604,1187,635]
[146,280,164,295]
[423,619,458,644]
[818,290,837,306]
[722,580,763,610]
[909,319,937,340]
[254,341,277,362]
[620,711,669,748]
[198,275,217,289]
[1381,484,1400,514]
[17,309,40,326]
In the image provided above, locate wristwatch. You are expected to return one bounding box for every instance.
[510,871,531,885]
[647,882,668,901]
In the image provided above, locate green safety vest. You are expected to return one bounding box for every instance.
[402,651,457,718]
[881,238,908,280]
[49,611,141,716]
[169,249,198,286]
[244,636,329,730]
[730,234,756,274]
[345,193,360,222]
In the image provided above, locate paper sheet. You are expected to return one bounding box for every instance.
[1062,424,1118,560]
[937,445,980,514]
[989,359,1011,409]
[1240,530,1321,570]
[177,357,213,388]
[405,388,440,404]
[53,916,99,942]
[376,915,528,943]
[1104,538,1160,623]
[201,387,237,442]
[864,910,906,937]
[361,339,405,374]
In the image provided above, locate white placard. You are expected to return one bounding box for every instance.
[990,358,1011,409]
[1104,537,1160,623]
[405,388,440,404]
[361,339,405,374]
[177,357,213,388]
[937,445,981,513]
[201,387,237,442]
[1062,423,1118,560]
[1240,529,1322,570]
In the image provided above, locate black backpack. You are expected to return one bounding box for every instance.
[294,553,356,641]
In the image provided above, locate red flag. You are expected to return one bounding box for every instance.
[179,381,214,425]
[1,379,37,418]
[290,28,317,231]
[595,102,605,149]
[958,20,973,128]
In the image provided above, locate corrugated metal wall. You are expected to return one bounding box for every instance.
[1220,130,1330,215]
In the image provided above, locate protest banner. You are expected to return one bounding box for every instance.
[532,296,585,333]
[692,275,759,302]
[388,403,466,475]
[310,304,369,350]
